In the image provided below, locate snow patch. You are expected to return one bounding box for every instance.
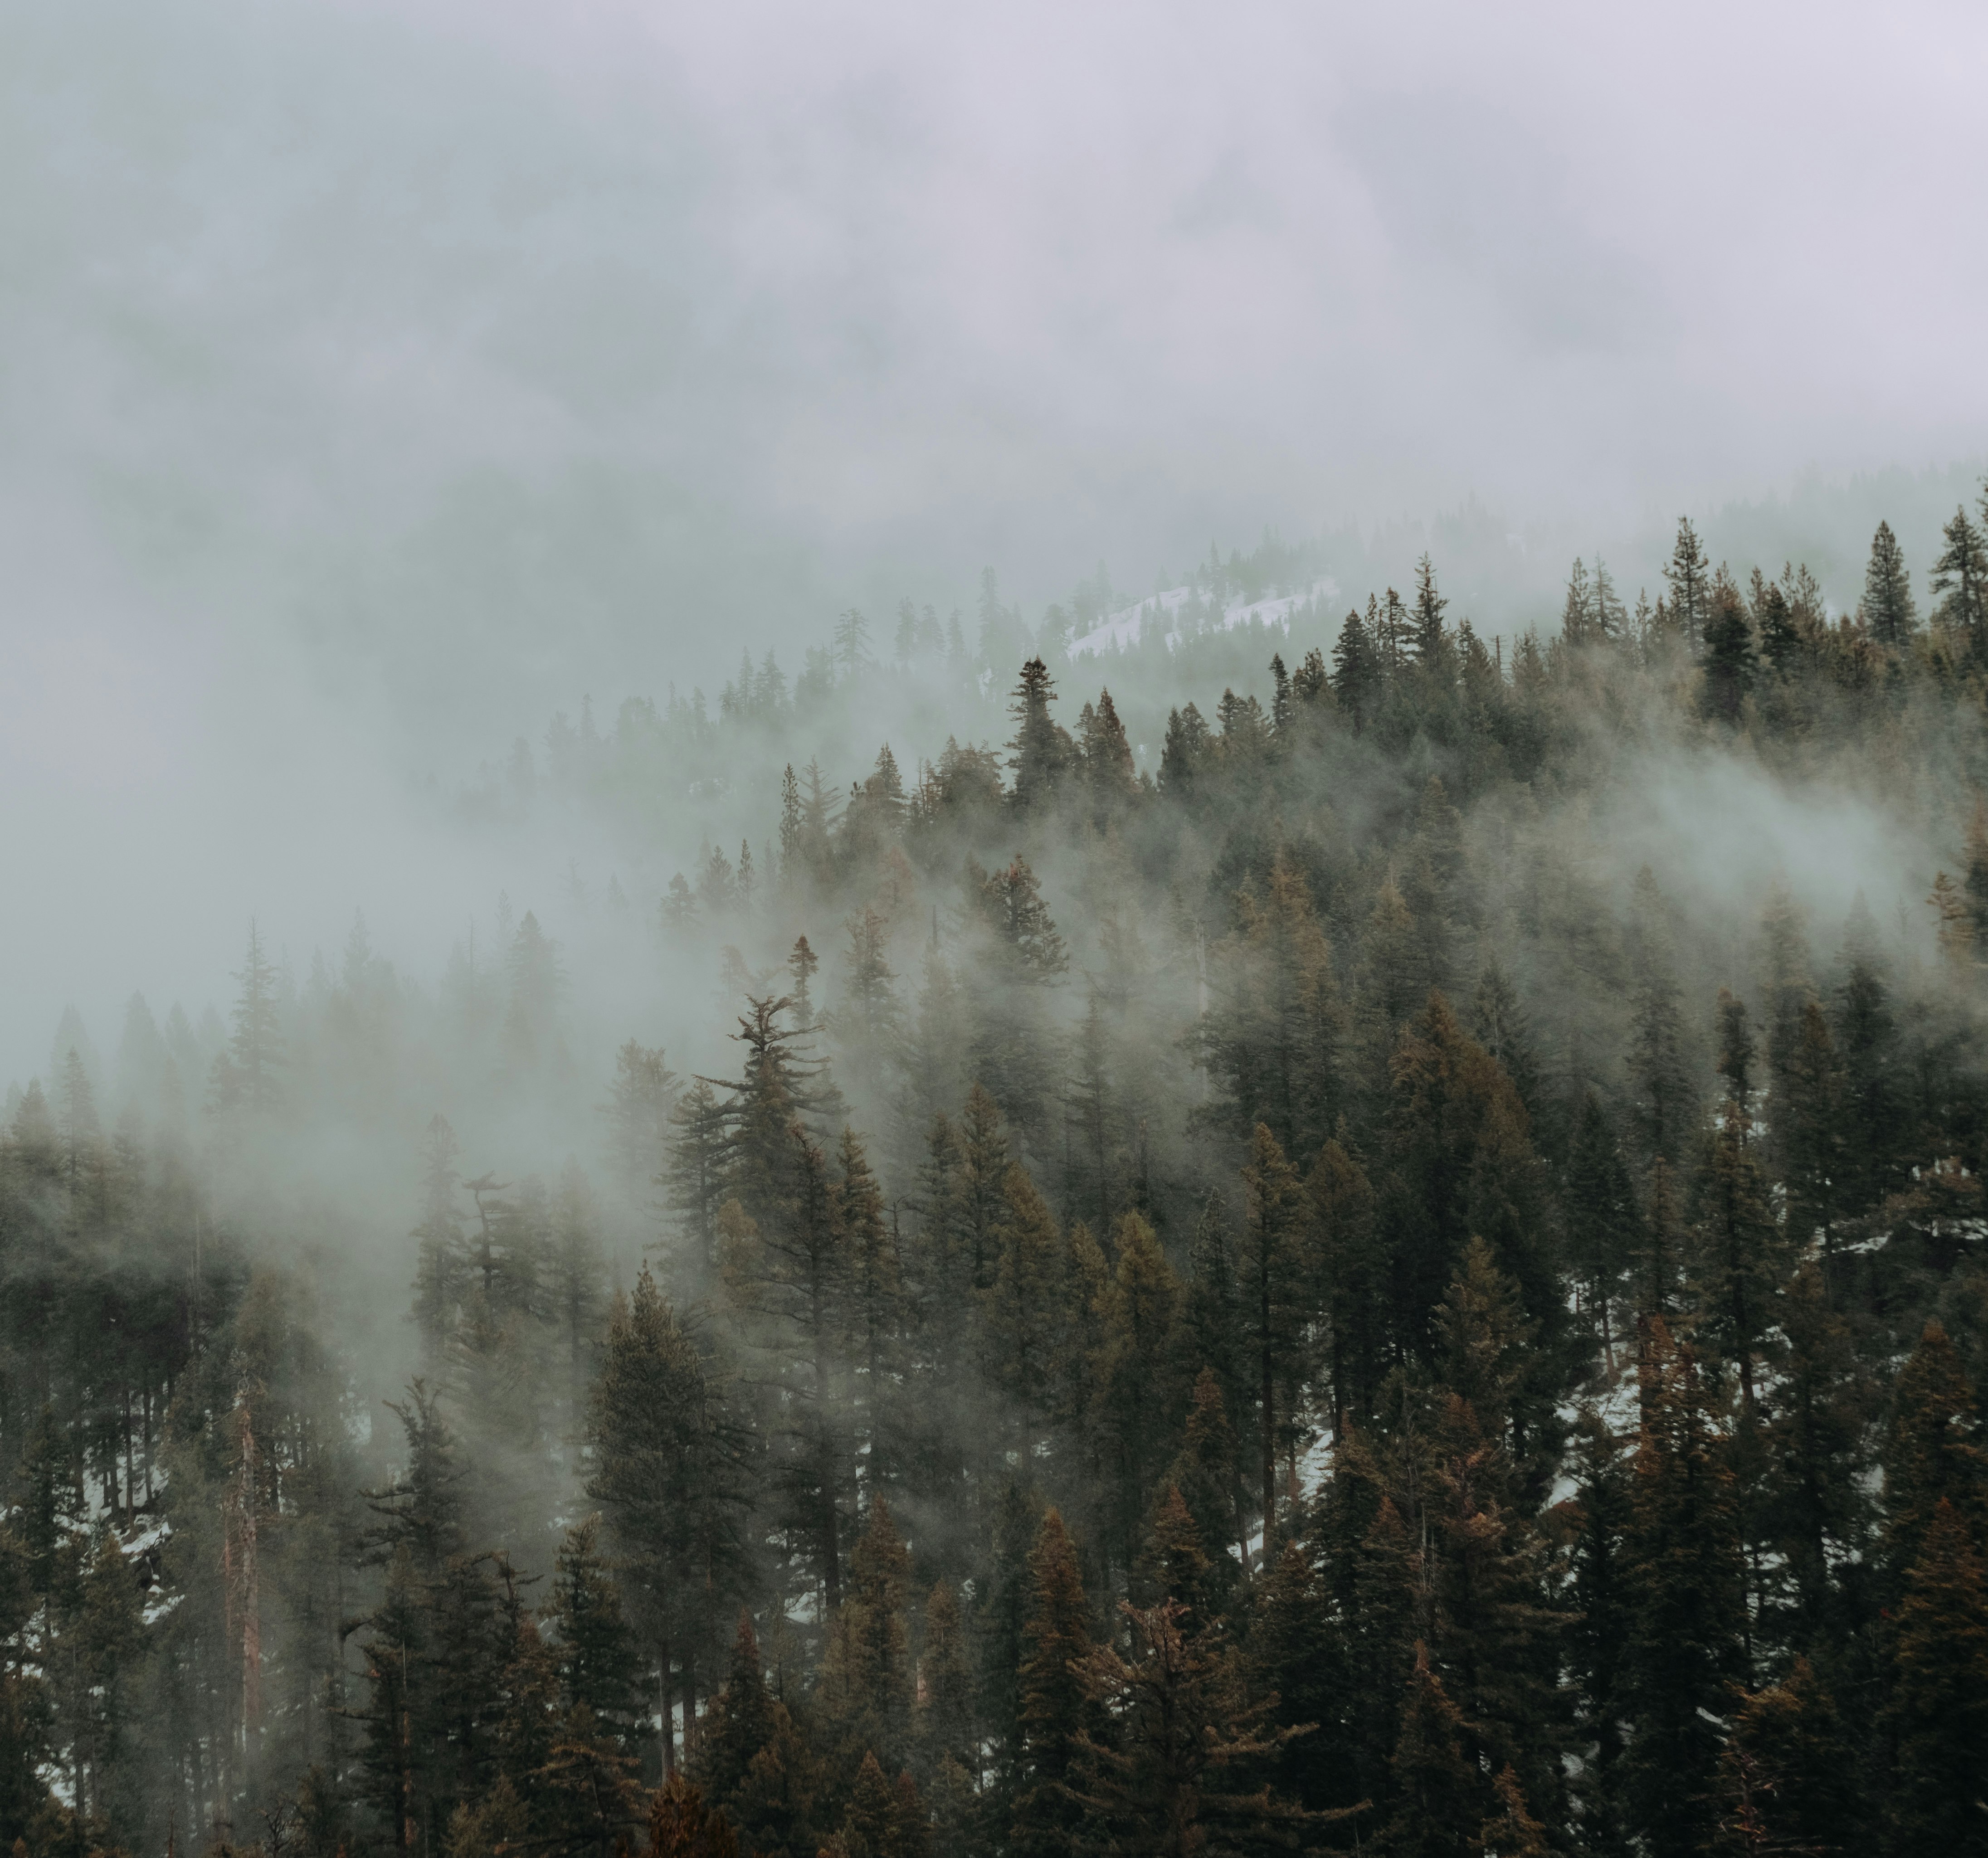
[1067,579,1339,661]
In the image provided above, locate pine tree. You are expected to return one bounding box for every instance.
[958,1083,1013,1294]
[1756,578,1804,678]
[1011,1510,1093,1858]
[1591,557,1628,639]
[1565,1412,1632,1850]
[979,1167,1068,1447]
[1008,659,1076,812]
[1410,554,1449,664]
[979,1482,1046,1796]
[1330,605,1381,732]
[589,1270,752,1770]
[1781,1001,1847,1254]
[1202,852,1342,1160]
[840,1751,898,1858]
[411,1113,465,1364]
[1625,868,1699,1168]
[1238,1124,1308,1551]
[1691,1106,1783,1412]
[1862,519,1917,644]
[1311,1137,1386,1432]
[915,1583,976,1785]
[1884,1499,1988,1856]
[602,1037,677,1213]
[542,1516,647,1753]
[666,1079,731,1274]
[0,1525,48,1846]
[779,764,804,875]
[1714,988,1756,1122]
[1383,1644,1478,1858]
[211,919,284,1115]
[1715,1655,1861,1855]
[1077,688,1138,808]
[1882,1320,1985,1578]
[1378,992,1558,1372]
[1072,1597,1318,1855]
[729,1701,829,1858]
[1564,1092,1637,1364]
[834,608,874,678]
[1159,702,1212,794]
[1561,557,1595,647]
[1700,574,1757,722]
[835,1128,903,1498]
[818,1498,915,1776]
[1093,1213,1184,1576]
[1762,1258,1868,1644]
[648,1772,741,1858]
[1478,1766,1548,1858]
[1663,517,1714,647]
[698,1613,775,1812]
[1180,1193,1243,1427]
[1930,502,1988,656]
[1160,1369,1244,1607]
[1250,1539,1349,1817]
[1618,1319,1746,1858]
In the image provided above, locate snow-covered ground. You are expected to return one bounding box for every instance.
[1066,579,1339,661]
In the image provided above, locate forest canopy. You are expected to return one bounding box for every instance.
[9,499,1988,1858]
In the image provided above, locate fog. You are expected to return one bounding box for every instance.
[13,10,1988,1848]
[7,0,1988,1081]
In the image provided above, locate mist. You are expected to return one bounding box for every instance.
[10,0,1988,1079]
[6,4,1988,1854]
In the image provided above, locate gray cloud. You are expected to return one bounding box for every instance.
[5,0,1987,1076]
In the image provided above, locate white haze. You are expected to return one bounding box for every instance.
[5,0,1988,1083]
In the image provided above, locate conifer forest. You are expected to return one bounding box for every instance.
[10,494,1988,1858]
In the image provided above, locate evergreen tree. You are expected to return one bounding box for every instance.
[1715,1654,1861,1856]
[1382,1644,1477,1858]
[1930,502,1988,656]
[1238,1124,1308,1550]
[1010,1510,1093,1858]
[1762,1259,1868,1644]
[1008,659,1076,812]
[818,1498,915,1777]
[542,1516,647,1753]
[210,919,284,1115]
[1410,554,1449,663]
[1690,1106,1783,1412]
[1883,1499,1988,1857]
[649,1772,741,1858]
[1478,1766,1548,1858]
[589,1270,752,1770]
[1202,853,1342,1161]
[1564,1092,1637,1364]
[1882,1320,1985,1577]
[1330,605,1382,732]
[1625,867,1699,1168]
[412,1113,466,1364]
[1862,518,1917,644]
[1073,1596,1316,1855]
[1663,517,1714,647]
[1700,575,1756,722]
[698,1612,775,1813]
[667,1080,731,1273]
[915,1582,976,1786]
[602,1038,677,1213]
[1618,1319,1746,1858]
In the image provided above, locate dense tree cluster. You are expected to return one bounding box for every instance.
[8,501,1988,1857]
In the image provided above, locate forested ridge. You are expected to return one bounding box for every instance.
[10,501,1988,1858]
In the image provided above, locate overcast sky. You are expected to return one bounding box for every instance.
[5,0,1986,1080]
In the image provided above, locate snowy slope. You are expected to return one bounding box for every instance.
[1066,577,1340,661]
